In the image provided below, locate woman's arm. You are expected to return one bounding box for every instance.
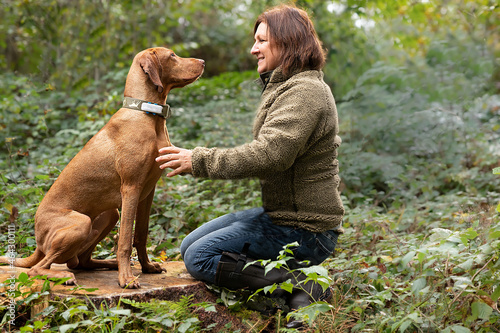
[190,79,331,179]
[156,74,334,179]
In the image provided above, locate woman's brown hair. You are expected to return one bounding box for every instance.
[254,4,326,75]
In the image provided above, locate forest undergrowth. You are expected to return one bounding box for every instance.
[1,0,499,331]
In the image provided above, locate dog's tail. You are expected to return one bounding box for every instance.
[0,248,44,268]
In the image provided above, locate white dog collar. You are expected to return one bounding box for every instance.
[122,97,171,119]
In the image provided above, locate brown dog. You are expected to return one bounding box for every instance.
[2,47,204,288]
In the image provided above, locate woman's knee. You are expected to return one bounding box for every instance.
[179,208,258,258]
[182,249,200,278]
[183,246,218,283]
[180,237,190,259]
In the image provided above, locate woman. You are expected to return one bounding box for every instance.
[156,4,344,326]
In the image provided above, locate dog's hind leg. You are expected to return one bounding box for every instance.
[28,210,94,285]
[27,255,78,285]
[75,209,120,270]
[134,187,165,274]
[0,248,45,267]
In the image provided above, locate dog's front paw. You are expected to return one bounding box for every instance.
[118,275,141,289]
[142,261,166,274]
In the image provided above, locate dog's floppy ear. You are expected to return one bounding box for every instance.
[139,51,164,93]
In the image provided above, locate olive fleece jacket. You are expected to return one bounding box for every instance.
[191,67,345,233]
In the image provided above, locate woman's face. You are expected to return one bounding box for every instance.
[251,23,281,74]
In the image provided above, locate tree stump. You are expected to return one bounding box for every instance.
[0,261,254,332]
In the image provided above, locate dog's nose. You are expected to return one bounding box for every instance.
[198,59,205,67]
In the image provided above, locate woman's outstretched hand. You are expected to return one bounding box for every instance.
[156,146,193,177]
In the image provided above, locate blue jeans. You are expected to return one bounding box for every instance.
[180,207,340,283]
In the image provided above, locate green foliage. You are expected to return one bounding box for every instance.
[0,0,499,331]
[0,0,381,100]
[0,0,258,85]
[247,243,336,329]
[324,204,500,332]
[1,274,218,332]
[494,168,500,213]
[339,46,500,206]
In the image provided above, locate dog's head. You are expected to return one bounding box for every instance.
[135,47,205,94]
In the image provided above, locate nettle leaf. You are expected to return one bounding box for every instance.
[287,302,333,326]
[316,278,332,292]
[109,308,131,316]
[449,325,472,333]
[193,301,217,312]
[478,243,494,255]
[59,322,81,333]
[394,313,419,333]
[399,320,412,332]
[263,284,278,295]
[471,301,493,320]
[492,285,500,302]
[23,291,41,305]
[423,258,437,270]
[59,320,94,333]
[447,234,463,244]
[61,305,88,321]
[264,261,285,274]
[178,317,200,333]
[460,228,478,246]
[453,276,472,289]
[281,280,294,294]
[429,228,452,242]
[299,265,330,277]
[18,272,29,284]
[457,258,474,271]
[411,277,427,295]
[401,251,416,267]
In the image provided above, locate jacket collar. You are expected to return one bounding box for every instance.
[258,70,274,93]
[257,66,312,93]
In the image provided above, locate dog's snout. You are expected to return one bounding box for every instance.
[198,59,205,67]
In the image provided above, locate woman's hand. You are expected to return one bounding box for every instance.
[156,146,193,177]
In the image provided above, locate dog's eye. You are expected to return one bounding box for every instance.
[170,53,176,58]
